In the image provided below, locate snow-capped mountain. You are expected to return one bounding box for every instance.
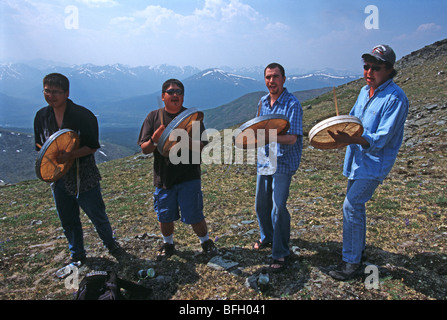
[0,62,360,129]
[180,68,265,109]
[286,72,361,91]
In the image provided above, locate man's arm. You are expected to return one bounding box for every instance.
[56,146,97,163]
[276,134,298,145]
[140,125,166,154]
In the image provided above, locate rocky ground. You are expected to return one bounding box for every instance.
[0,39,446,302]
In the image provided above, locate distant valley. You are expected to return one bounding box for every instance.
[0,62,360,183]
[0,62,360,128]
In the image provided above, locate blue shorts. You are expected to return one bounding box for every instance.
[153,179,205,225]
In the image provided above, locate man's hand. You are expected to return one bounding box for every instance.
[55,150,71,164]
[152,124,166,144]
[328,130,369,147]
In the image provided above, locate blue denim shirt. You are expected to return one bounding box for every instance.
[257,88,303,175]
[344,79,409,182]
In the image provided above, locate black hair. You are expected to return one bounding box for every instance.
[162,79,184,94]
[43,73,69,92]
[264,63,285,77]
[363,56,397,79]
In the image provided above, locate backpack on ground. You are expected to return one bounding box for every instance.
[75,271,152,300]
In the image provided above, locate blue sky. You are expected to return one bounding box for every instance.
[1,0,446,72]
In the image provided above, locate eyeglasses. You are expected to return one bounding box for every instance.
[164,89,183,95]
[363,64,384,72]
[43,89,65,96]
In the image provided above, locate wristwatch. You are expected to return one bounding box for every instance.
[149,137,158,147]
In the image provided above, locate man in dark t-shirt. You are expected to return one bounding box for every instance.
[34,73,125,266]
[138,79,217,259]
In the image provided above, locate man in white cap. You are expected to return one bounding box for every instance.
[327,45,409,280]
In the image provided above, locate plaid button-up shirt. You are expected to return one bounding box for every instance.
[257,88,303,175]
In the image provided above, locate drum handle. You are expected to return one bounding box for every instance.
[257,100,262,117]
[158,108,164,126]
[333,87,339,116]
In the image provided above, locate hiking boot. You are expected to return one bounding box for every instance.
[108,242,127,261]
[157,242,175,261]
[328,261,364,281]
[201,239,218,256]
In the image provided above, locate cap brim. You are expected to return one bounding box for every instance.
[362,53,386,62]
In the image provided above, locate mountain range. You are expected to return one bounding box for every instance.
[0,62,360,184]
[1,38,446,185]
[0,62,360,129]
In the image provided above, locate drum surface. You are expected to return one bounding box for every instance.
[308,115,363,149]
[35,129,80,182]
[234,114,290,149]
[157,108,204,157]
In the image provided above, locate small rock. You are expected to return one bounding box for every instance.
[245,274,259,291]
[425,104,438,111]
[207,255,239,271]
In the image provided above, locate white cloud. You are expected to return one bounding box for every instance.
[76,0,118,8]
[265,22,290,32]
[115,0,267,37]
[220,0,261,22]
[416,23,442,32]
[110,16,134,25]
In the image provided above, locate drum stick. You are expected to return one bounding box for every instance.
[36,143,42,149]
[333,87,339,116]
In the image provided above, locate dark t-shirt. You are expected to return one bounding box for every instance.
[34,99,101,194]
[138,107,206,189]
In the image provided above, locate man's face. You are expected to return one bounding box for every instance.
[43,85,69,110]
[363,62,392,89]
[162,84,184,111]
[264,67,286,96]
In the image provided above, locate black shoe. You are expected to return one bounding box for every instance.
[329,261,364,281]
[157,242,175,261]
[108,242,127,260]
[201,239,218,256]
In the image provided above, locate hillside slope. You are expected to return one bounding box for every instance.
[0,39,446,301]
[203,87,332,131]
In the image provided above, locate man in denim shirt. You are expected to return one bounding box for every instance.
[253,63,303,272]
[328,45,409,280]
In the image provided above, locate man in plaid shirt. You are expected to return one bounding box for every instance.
[253,63,303,272]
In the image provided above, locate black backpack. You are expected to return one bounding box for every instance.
[75,271,152,300]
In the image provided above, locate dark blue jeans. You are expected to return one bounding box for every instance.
[52,180,115,260]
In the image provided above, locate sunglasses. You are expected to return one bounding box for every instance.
[42,89,65,96]
[165,89,183,95]
[363,64,384,72]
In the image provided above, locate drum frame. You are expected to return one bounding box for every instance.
[35,129,80,182]
[233,114,290,149]
[308,115,363,150]
[157,107,204,157]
